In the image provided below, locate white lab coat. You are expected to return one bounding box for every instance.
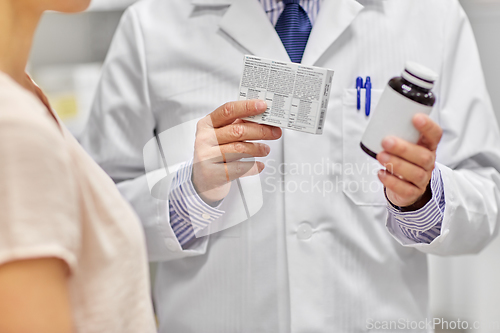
[81,0,500,332]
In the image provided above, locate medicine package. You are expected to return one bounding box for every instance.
[239,55,334,135]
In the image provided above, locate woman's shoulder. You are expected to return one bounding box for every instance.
[0,72,70,167]
[0,73,64,140]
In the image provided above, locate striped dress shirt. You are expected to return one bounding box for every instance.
[168,0,445,247]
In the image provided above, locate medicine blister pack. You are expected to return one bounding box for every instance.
[239,55,334,135]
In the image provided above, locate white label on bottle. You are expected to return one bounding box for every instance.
[361,85,433,155]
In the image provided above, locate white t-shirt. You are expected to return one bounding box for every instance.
[0,72,157,333]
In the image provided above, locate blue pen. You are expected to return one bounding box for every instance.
[365,76,372,116]
[356,77,363,111]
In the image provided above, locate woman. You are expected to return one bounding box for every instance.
[0,0,156,332]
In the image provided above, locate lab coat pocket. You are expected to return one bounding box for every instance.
[342,88,386,206]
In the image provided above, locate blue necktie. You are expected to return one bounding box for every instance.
[275,0,312,63]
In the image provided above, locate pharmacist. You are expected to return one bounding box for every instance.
[81,0,500,332]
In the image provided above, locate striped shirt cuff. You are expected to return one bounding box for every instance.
[169,160,225,247]
[386,166,446,244]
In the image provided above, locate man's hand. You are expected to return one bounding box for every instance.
[376,114,443,209]
[192,100,282,205]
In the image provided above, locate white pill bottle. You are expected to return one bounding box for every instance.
[360,62,438,158]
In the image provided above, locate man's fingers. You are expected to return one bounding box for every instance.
[413,114,443,151]
[193,159,264,193]
[381,136,435,171]
[226,161,265,180]
[203,142,270,163]
[210,100,268,128]
[196,161,264,189]
[218,142,270,162]
[378,170,421,206]
[377,152,430,190]
[215,122,282,145]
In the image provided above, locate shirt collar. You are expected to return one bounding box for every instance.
[259,0,322,12]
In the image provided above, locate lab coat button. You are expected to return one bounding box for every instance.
[166,238,178,251]
[202,213,211,220]
[297,223,313,240]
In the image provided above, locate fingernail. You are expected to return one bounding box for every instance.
[382,137,395,149]
[272,127,281,138]
[256,101,267,111]
[264,144,270,155]
[378,170,386,178]
[257,161,265,172]
[414,115,426,127]
[378,153,390,163]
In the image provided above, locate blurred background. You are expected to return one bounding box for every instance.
[28,0,500,331]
